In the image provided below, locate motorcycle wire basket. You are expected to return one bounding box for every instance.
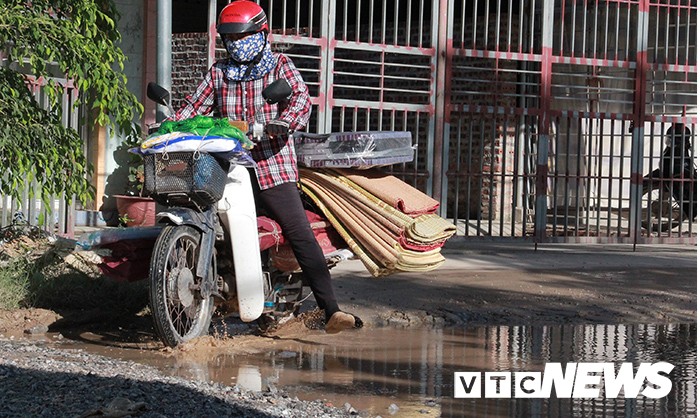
[143,151,229,207]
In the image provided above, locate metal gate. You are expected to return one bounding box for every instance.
[255,0,697,243]
[262,0,439,193]
[442,0,697,244]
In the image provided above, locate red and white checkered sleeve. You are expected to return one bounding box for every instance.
[172,69,217,121]
[275,55,311,131]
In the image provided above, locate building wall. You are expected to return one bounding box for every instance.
[96,0,146,221]
[171,33,210,111]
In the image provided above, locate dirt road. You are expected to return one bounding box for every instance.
[1,241,696,341]
[330,242,697,328]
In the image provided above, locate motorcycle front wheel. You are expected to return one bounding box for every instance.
[149,225,215,347]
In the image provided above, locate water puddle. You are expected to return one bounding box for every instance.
[50,323,697,417]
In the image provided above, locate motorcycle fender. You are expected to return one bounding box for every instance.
[218,165,265,322]
[156,207,206,228]
[156,207,217,283]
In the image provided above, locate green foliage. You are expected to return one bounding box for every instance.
[0,257,31,310]
[0,224,148,312]
[0,243,148,313]
[0,225,49,309]
[0,0,144,206]
[117,212,133,226]
[118,134,145,196]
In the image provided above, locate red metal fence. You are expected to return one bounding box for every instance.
[230,0,698,243]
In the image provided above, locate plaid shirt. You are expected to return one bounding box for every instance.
[173,54,311,190]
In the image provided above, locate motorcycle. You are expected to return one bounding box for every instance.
[640,126,697,232]
[142,81,351,347]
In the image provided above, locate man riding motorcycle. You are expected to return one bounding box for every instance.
[171,0,361,333]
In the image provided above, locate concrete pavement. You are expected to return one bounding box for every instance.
[329,240,697,328]
[439,240,698,272]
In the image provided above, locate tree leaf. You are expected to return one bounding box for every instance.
[0,0,143,211]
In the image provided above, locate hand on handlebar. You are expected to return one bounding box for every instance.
[265,119,290,137]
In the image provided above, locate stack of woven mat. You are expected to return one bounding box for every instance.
[300,168,456,277]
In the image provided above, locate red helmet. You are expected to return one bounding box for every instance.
[217,1,269,35]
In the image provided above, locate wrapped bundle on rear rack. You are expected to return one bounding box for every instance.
[294,131,414,168]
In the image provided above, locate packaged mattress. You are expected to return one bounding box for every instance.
[295,131,414,168]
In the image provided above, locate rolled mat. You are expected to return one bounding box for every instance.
[333,168,440,216]
[300,169,454,277]
[406,214,457,243]
[300,183,388,277]
[302,174,398,270]
[312,169,456,245]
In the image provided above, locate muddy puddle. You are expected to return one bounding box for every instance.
[24,322,698,417]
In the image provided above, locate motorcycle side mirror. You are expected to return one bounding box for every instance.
[262,79,292,105]
[147,82,171,106]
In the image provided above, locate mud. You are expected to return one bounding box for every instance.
[2,242,696,347]
[0,240,696,417]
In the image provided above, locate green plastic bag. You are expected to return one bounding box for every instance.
[157,116,253,149]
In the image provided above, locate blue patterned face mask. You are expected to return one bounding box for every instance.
[225,32,266,63]
[223,31,276,81]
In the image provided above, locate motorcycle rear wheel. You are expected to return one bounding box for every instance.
[149,225,214,347]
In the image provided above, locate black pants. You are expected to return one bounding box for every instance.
[645,168,697,221]
[250,171,340,319]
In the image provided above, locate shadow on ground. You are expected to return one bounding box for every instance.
[0,364,279,417]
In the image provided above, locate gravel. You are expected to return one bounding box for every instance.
[0,338,353,418]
